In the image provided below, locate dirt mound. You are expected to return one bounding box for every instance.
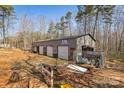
[0,48,124,88]
[8,60,124,88]
[7,61,96,88]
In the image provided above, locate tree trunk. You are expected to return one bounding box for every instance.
[69,21,71,36]
[84,15,87,45]
[91,13,98,47]
[2,11,6,47]
[93,12,99,38]
[118,24,124,52]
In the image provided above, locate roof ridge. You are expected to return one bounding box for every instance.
[33,33,95,43]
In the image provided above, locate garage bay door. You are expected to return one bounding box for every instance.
[47,46,53,57]
[58,46,68,60]
[39,46,43,54]
[34,47,37,52]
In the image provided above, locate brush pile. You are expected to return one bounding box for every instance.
[6,58,98,88]
[7,59,124,88]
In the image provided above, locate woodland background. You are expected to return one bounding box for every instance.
[0,5,124,59]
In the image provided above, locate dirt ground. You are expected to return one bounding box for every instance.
[0,48,124,88]
[0,48,69,88]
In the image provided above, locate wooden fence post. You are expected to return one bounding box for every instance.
[51,69,53,88]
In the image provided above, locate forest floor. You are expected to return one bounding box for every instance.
[0,48,124,88]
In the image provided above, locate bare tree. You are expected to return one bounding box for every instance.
[19,14,34,50]
[38,15,46,40]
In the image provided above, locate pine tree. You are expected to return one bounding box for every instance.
[0,5,14,46]
[47,21,56,39]
[65,11,72,36]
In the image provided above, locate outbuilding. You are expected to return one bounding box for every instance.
[32,33,96,60]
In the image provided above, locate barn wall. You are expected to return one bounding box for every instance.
[76,35,95,52]
[32,34,95,60]
[32,38,77,58]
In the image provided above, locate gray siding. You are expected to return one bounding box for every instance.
[32,34,96,60]
[76,35,95,52]
[33,38,77,55]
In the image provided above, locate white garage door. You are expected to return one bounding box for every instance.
[34,47,37,52]
[39,46,43,54]
[58,46,68,60]
[47,46,53,57]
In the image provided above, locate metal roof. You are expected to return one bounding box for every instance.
[34,33,96,43]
